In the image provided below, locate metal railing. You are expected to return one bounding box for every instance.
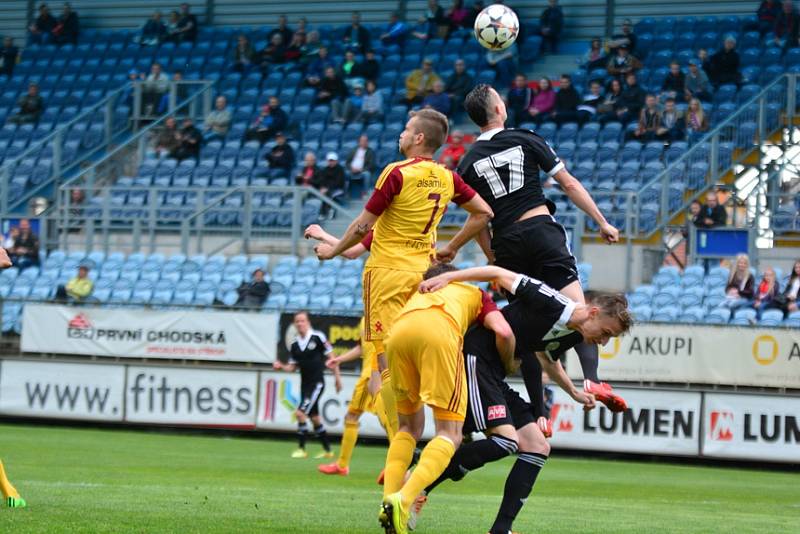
[45,184,355,256]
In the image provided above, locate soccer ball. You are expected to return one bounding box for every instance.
[474,4,520,51]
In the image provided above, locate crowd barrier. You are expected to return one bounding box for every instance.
[0,358,797,463]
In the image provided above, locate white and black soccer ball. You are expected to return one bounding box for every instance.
[474,4,520,51]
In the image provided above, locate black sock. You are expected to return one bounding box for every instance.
[297,421,309,449]
[314,423,331,452]
[410,447,422,467]
[575,341,600,383]
[520,354,547,418]
[425,435,518,494]
[490,452,547,534]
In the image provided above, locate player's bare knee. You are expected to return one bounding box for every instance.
[487,424,518,443]
[295,410,307,423]
[517,422,550,455]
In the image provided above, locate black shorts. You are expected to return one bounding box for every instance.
[492,215,578,291]
[299,381,325,417]
[463,353,536,434]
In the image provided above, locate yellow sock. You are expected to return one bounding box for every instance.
[373,390,396,442]
[379,369,399,440]
[399,436,455,509]
[337,420,359,469]
[383,431,416,498]
[0,460,20,499]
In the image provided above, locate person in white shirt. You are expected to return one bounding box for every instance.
[143,62,171,115]
[345,135,375,197]
[203,95,231,142]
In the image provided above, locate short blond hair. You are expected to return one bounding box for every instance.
[409,109,449,152]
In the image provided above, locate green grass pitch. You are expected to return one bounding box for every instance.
[0,423,798,533]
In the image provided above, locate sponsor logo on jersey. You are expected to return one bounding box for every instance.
[487,405,507,421]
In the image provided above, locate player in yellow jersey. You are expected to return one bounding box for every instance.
[317,318,395,476]
[313,109,493,445]
[379,263,515,534]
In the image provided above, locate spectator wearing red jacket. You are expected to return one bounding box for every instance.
[438,130,467,168]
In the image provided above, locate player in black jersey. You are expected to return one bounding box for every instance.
[412,266,632,534]
[273,311,342,459]
[458,83,628,415]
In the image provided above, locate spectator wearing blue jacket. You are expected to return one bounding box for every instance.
[421,80,451,116]
[138,11,166,46]
[380,12,409,47]
[244,97,288,145]
[305,47,335,89]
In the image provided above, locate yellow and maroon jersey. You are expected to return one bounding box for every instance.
[397,282,497,335]
[364,157,476,272]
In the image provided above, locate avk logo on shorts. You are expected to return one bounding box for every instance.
[67,313,94,339]
[487,405,506,421]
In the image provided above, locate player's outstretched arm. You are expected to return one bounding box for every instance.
[326,344,362,368]
[475,227,495,264]
[534,351,596,410]
[483,310,517,375]
[419,265,518,294]
[314,209,378,260]
[0,248,11,269]
[436,195,493,263]
[552,168,619,244]
[272,360,297,373]
[305,224,367,259]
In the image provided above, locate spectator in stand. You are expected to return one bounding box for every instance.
[697,48,712,74]
[343,12,371,54]
[358,80,384,124]
[202,96,231,142]
[661,61,686,102]
[244,98,288,144]
[52,2,79,45]
[527,77,555,125]
[723,254,755,309]
[685,97,709,144]
[265,132,295,177]
[596,77,623,124]
[421,80,451,115]
[152,116,180,158]
[656,97,685,142]
[10,82,43,124]
[421,0,448,39]
[582,37,606,71]
[405,58,441,105]
[753,267,781,317]
[235,269,271,308]
[284,32,305,63]
[232,34,256,73]
[345,134,376,196]
[305,47,334,89]
[332,83,364,124]
[294,18,308,40]
[608,18,637,56]
[315,66,347,106]
[316,152,346,218]
[629,94,661,141]
[176,3,198,43]
[173,118,201,161]
[464,1,484,29]
[2,226,18,252]
[708,36,741,88]
[577,80,603,123]
[142,62,170,116]
[774,0,799,51]
[539,0,564,53]
[446,0,469,34]
[551,74,580,124]
[606,45,642,82]
[0,37,18,77]
[29,3,56,45]
[259,34,287,71]
[296,152,319,187]
[338,50,362,88]
[269,15,293,45]
[380,12,409,47]
[696,190,727,228]
[618,72,646,123]
[300,31,323,65]
[138,11,166,46]
[156,70,189,115]
[781,259,800,313]
[55,264,93,303]
[438,130,466,167]
[445,59,474,113]
[688,199,702,226]
[756,0,782,36]
[356,50,380,83]
[685,58,712,102]
[11,219,40,270]
[485,42,516,87]
[165,11,181,43]
[507,74,532,126]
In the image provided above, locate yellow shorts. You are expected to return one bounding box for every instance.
[362,267,423,349]
[385,308,466,421]
[347,341,377,415]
